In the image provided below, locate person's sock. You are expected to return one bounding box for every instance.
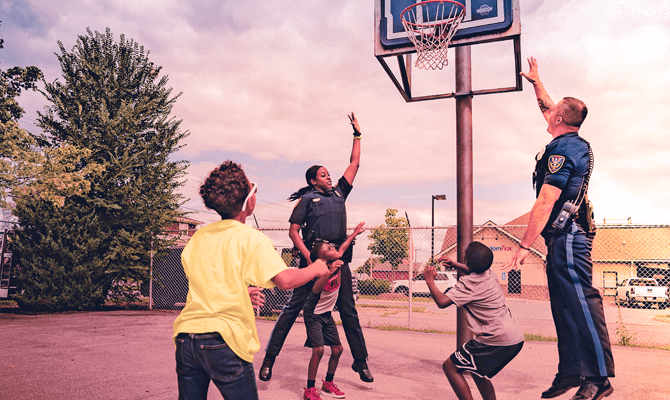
[325,373,334,382]
[307,379,315,389]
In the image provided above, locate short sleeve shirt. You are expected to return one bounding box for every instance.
[534,132,591,234]
[289,176,352,244]
[173,220,288,362]
[446,270,524,346]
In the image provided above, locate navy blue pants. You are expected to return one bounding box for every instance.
[264,262,368,361]
[545,222,615,378]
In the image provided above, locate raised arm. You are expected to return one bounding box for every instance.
[520,57,555,123]
[425,265,454,309]
[438,255,469,275]
[342,112,361,186]
[336,222,365,259]
[272,259,329,290]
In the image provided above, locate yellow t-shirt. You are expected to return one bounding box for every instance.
[172,219,288,362]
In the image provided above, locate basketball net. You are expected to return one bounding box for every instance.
[401,0,465,70]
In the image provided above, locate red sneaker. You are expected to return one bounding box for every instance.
[303,387,322,400]
[321,380,345,398]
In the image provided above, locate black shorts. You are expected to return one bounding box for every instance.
[450,339,523,379]
[304,312,341,348]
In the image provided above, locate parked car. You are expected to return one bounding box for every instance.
[391,270,457,297]
[615,277,668,309]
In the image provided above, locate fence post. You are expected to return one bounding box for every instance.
[408,227,414,329]
[149,238,153,310]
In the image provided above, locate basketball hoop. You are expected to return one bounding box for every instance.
[401,0,466,70]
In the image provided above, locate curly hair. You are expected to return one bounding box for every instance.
[465,241,494,273]
[200,161,251,219]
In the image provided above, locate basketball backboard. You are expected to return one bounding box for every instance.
[374,0,522,102]
[375,0,520,57]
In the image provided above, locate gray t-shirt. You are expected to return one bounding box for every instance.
[446,269,524,346]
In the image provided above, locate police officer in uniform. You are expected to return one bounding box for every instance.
[503,58,614,400]
[259,112,373,383]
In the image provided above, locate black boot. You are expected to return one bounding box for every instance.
[258,357,275,381]
[351,359,374,383]
[541,373,584,398]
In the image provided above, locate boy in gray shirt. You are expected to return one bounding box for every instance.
[425,241,524,400]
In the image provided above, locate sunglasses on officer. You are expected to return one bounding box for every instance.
[241,182,257,212]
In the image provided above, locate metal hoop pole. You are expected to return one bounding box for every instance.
[455,45,474,348]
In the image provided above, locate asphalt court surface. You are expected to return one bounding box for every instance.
[2,310,669,399]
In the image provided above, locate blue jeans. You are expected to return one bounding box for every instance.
[175,333,259,400]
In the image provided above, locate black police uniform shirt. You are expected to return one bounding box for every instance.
[534,132,591,236]
[289,176,353,262]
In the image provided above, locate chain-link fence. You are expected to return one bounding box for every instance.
[147,224,670,349]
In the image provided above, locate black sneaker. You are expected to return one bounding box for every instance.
[541,373,584,398]
[258,357,274,381]
[570,379,613,400]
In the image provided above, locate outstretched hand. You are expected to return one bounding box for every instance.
[348,112,361,136]
[520,57,540,84]
[500,248,529,272]
[353,222,366,236]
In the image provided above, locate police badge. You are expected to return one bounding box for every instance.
[548,155,565,173]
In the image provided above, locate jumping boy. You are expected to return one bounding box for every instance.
[302,222,366,400]
[425,241,524,400]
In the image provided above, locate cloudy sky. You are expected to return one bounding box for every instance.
[3,0,670,229]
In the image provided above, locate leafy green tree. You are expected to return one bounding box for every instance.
[14,28,189,310]
[0,33,43,124]
[0,26,101,209]
[1,120,103,208]
[367,209,409,270]
[14,200,110,310]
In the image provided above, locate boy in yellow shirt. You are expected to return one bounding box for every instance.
[173,161,328,400]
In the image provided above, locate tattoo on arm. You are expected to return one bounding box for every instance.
[537,98,550,113]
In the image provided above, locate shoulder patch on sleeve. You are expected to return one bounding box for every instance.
[548,155,565,173]
[312,198,320,203]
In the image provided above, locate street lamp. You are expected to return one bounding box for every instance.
[432,194,447,261]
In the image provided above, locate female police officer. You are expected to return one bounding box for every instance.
[258,113,373,383]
